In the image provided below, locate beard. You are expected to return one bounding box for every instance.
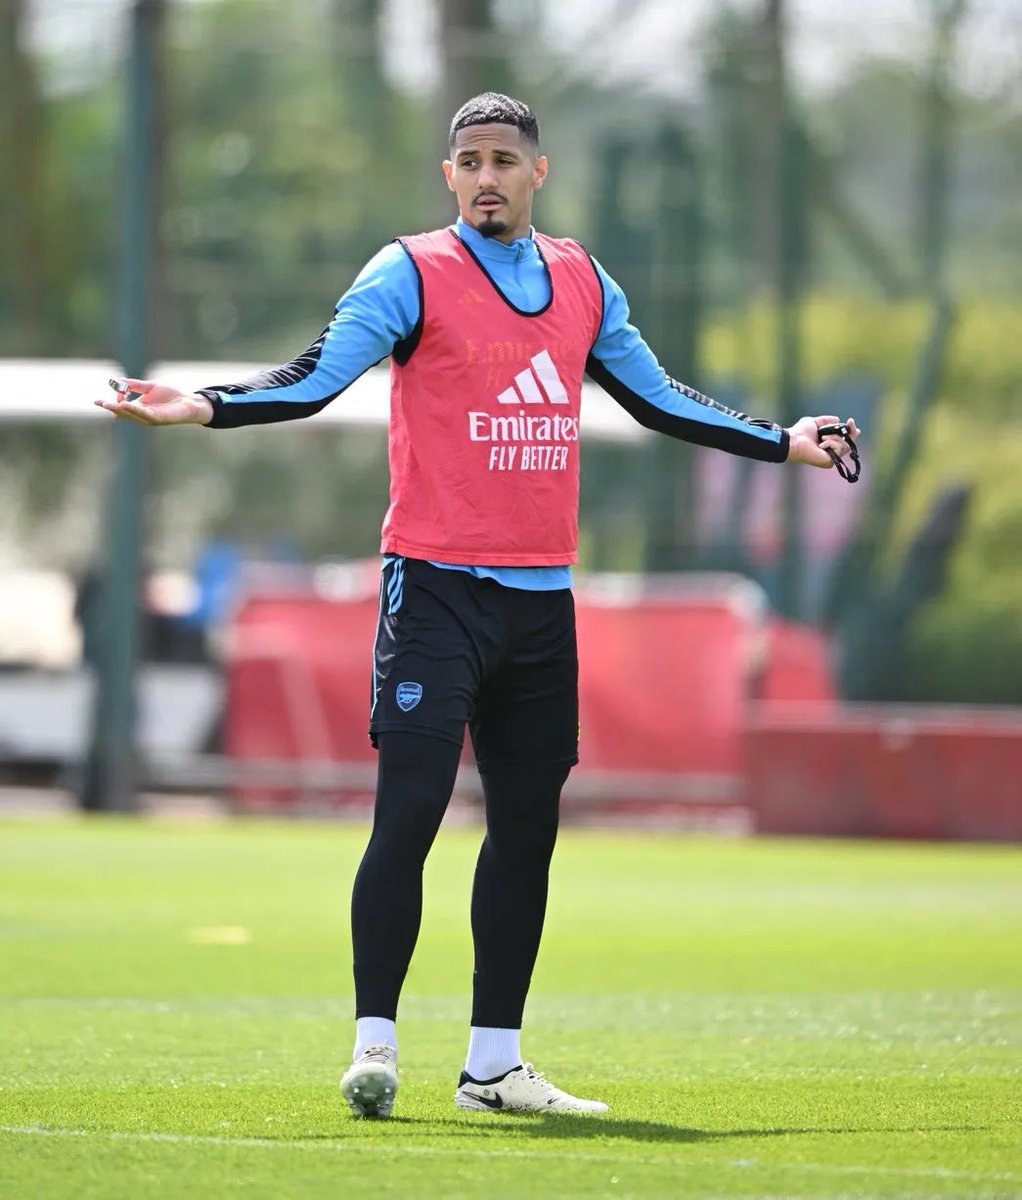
[476,213,508,238]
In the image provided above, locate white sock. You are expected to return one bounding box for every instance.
[353,1017,397,1059]
[464,1026,521,1082]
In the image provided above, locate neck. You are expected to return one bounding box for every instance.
[464,215,532,244]
[491,226,525,244]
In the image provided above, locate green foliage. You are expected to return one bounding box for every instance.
[43,85,121,354]
[702,294,1022,701]
[866,308,1022,702]
[4,1,1022,703]
[161,0,438,360]
[902,405,1022,702]
[0,67,119,357]
[702,293,1022,403]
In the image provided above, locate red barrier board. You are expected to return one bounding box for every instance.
[574,587,752,775]
[755,619,836,705]
[746,705,1022,841]
[224,580,1021,839]
[224,572,768,805]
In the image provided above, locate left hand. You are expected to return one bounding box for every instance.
[786,414,860,469]
[93,378,214,426]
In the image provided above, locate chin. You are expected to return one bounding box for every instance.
[476,214,508,238]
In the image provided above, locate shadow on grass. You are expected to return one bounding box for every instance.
[369,1115,989,1145]
[384,1115,763,1143]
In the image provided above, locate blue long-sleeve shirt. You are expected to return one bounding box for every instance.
[200,218,788,589]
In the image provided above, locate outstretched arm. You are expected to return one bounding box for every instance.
[95,242,420,428]
[586,256,858,470]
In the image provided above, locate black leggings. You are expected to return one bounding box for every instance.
[351,731,569,1028]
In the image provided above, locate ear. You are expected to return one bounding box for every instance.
[442,159,455,193]
[533,154,548,190]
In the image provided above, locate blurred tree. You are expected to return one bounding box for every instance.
[818,59,1022,297]
[918,0,967,295]
[0,0,48,354]
[824,297,956,630]
[762,0,809,619]
[161,0,434,358]
[331,0,389,146]
[702,4,762,301]
[837,482,972,700]
[644,122,703,571]
[440,0,515,128]
[3,0,1022,704]
[590,118,709,570]
[0,0,116,554]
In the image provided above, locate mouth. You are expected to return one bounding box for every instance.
[474,194,506,211]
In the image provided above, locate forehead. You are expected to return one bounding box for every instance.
[451,123,529,156]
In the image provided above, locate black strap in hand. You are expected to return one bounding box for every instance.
[816,422,861,483]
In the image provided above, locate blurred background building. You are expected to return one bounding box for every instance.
[1,0,1020,830]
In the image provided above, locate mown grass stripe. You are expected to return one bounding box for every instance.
[1,1125,1018,1184]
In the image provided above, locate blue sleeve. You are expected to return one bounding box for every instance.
[586,258,789,462]
[202,242,421,428]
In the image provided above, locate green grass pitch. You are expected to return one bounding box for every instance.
[1,817,1019,1199]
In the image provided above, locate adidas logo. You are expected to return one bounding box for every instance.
[496,349,569,405]
[467,347,578,470]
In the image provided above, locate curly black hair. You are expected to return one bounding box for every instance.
[449,92,540,151]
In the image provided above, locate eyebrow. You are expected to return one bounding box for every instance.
[455,146,521,160]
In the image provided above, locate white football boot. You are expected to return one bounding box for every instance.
[340,1044,398,1117]
[455,1063,608,1113]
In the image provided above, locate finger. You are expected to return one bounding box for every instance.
[119,400,160,424]
[95,397,147,418]
[108,378,155,400]
[813,414,839,430]
[112,405,156,426]
[795,436,834,468]
[100,398,159,424]
[95,397,145,418]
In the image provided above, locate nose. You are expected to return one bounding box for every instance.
[477,160,499,190]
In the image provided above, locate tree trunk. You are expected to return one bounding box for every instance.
[439,0,511,130]
[0,0,48,353]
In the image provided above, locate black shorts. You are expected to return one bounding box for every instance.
[369,557,578,771]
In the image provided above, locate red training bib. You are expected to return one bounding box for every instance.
[380,227,603,566]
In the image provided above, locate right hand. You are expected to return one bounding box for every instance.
[94,378,214,426]
[785,413,860,469]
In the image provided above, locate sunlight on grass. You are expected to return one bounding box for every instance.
[1,820,1020,1198]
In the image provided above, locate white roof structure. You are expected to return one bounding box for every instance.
[0,358,648,443]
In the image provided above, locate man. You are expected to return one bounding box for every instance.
[97,93,858,1118]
